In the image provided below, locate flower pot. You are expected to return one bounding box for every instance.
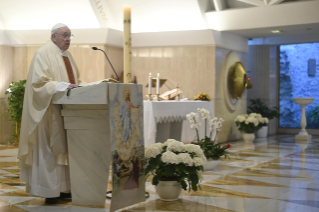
[242,133,255,143]
[203,159,221,171]
[257,126,268,138]
[155,180,182,201]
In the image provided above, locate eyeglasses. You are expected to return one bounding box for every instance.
[55,33,74,40]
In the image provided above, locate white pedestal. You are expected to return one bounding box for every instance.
[293,98,315,142]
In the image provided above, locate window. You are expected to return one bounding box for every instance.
[279,43,319,128]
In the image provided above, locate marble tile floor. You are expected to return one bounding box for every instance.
[0,134,319,212]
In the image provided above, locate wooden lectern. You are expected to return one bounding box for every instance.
[53,83,111,206]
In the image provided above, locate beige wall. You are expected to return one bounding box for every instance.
[132,46,216,100]
[0,46,14,144]
[0,44,123,144]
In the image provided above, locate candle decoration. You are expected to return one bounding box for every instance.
[148,73,152,95]
[123,5,132,83]
[156,73,160,95]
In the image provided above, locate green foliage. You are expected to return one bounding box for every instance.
[145,145,203,192]
[248,98,279,120]
[5,80,26,143]
[307,104,319,128]
[5,80,26,122]
[194,137,235,160]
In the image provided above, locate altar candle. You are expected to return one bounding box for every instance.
[123,5,131,83]
[148,73,152,94]
[156,73,160,94]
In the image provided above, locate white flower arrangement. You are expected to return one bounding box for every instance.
[187,108,224,143]
[235,113,268,133]
[185,108,234,161]
[145,139,206,192]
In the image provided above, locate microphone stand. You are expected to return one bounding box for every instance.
[92,47,120,81]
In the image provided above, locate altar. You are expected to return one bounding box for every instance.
[144,100,214,146]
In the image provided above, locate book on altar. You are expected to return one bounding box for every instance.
[160,88,183,100]
[82,78,120,87]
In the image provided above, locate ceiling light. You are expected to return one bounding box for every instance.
[271,30,282,33]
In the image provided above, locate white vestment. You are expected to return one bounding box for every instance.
[18,40,84,198]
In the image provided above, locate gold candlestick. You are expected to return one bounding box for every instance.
[147,94,152,101]
[154,94,161,101]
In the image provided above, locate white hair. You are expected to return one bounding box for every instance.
[51,23,68,40]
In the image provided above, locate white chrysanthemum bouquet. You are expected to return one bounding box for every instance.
[145,139,206,192]
[235,113,268,133]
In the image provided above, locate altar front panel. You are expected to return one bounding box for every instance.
[144,101,214,145]
[62,104,111,206]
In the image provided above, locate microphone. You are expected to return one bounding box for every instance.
[92,47,119,81]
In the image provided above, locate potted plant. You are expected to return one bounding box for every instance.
[235,113,261,143]
[186,109,235,171]
[248,98,279,137]
[256,116,269,138]
[145,139,206,201]
[193,137,234,171]
[5,80,26,145]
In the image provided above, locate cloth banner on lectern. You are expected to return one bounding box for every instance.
[109,83,145,212]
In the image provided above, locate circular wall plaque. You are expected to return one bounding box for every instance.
[222,51,247,112]
[229,62,247,99]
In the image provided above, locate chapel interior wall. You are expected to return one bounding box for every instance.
[131,46,216,101]
[246,45,279,135]
[1,43,247,144]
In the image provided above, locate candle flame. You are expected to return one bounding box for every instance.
[157,73,160,77]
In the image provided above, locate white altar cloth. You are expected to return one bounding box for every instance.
[144,101,214,146]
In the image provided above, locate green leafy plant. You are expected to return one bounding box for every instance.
[248,98,279,120]
[192,136,235,160]
[145,139,206,192]
[307,104,319,128]
[5,80,26,143]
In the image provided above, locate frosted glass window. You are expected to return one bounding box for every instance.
[279,43,319,128]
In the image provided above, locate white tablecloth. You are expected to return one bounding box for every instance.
[143,100,214,146]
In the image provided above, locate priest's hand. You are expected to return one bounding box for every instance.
[67,84,78,89]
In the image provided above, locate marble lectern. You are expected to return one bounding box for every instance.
[53,83,112,206]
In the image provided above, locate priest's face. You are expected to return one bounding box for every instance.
[52,27,71,51]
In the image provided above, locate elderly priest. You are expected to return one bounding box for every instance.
[18,23,84,204]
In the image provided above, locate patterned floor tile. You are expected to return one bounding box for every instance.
[126,198,235,212]
[0,135,318,212]
[282,200,319,208]
[252,199,319,212]
[179,185,270,199]
[204,175,286,187]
